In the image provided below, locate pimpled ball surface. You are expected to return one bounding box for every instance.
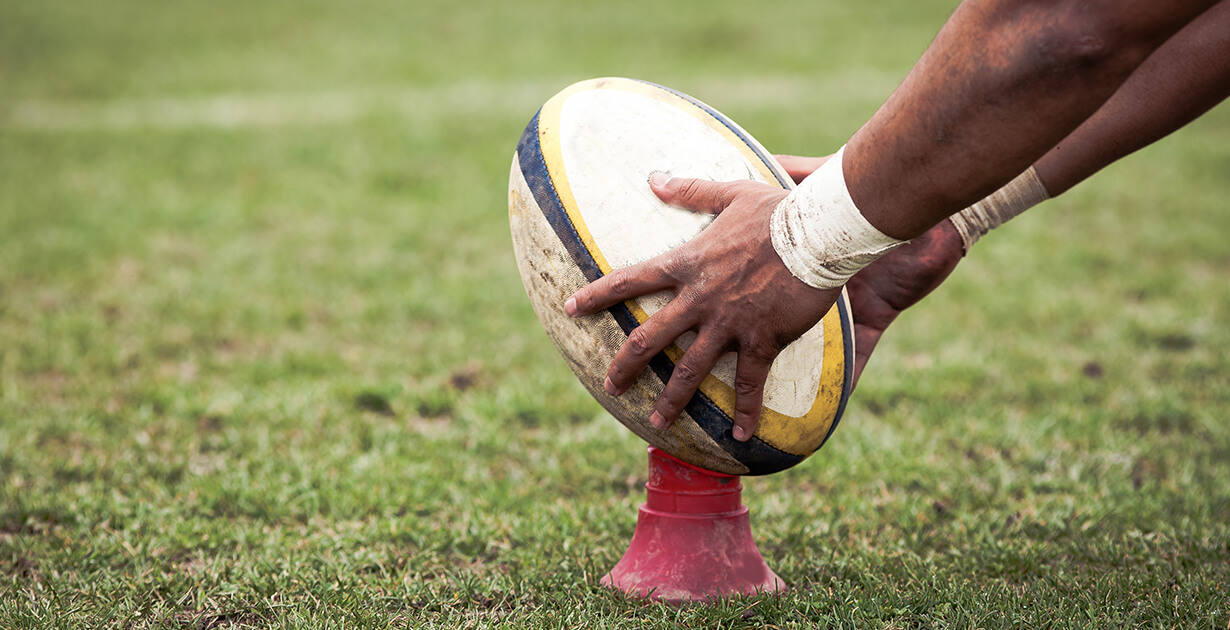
[509,77,853,475]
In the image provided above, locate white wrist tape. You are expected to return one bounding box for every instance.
[770,145,905,290]
[948,166,1050,253]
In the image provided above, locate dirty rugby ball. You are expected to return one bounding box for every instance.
[508,77,853,475]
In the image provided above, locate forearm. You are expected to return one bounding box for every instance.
[1035,0,1230,196]
[845,0,1216,240]
[950,0,1230,246]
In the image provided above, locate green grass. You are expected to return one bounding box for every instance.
[2,0,1228,627]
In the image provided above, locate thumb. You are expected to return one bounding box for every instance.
[649,173,738,215]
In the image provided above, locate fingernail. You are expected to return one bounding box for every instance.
[649,172,670,188]
[564,296,577,316]
[732,425,748,441]
[650,411,664,429]
[604,376,617,396]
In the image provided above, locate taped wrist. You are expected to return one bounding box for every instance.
[770,145,905,290]
[948,166,1050,254]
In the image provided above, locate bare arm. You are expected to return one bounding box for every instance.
[568,0,1218,441]
[790,0,1230,388]
[1035,0,1230,195]
[848,0,1216,239]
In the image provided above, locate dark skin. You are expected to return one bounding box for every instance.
[1031,0,1230,196]
[768,154,965,390]
[841,219,966,390]
[566,0,1224,441]
[776,0,1230,389]
[846,0,1214,239]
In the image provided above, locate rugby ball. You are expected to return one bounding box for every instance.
[508,78,853,475]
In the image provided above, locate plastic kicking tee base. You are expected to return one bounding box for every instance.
[601,447,785,603]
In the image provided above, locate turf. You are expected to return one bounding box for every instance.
[1,0,1228,627]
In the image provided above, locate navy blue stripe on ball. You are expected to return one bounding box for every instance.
[634,81,807,474]
[514,110,660,378]
[516,95,803,476]
[515,111,656,365]
[516,111,604,284]
[675,374,804,476]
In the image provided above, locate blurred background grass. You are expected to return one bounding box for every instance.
[1,0,1227,627]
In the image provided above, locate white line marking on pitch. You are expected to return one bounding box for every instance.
[2,73,901,132]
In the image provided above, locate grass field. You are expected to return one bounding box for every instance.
[2,0,1228,627]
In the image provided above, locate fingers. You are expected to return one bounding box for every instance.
[772,154,832,185]
[648,173,742,215]
[563,174,814,442]
[604,297,696,398]
[730,343,775,441]
[850,324,884,391]
[840,218,966,392]
[650,332,728,432]
[565,260,674,317]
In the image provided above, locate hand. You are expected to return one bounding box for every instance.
[843,221,964,387]
[564,173,843,442]
[775,154,834,183]
[776,155,966,389]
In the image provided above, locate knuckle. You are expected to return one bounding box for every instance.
[734,377,762,398]
[609,367,632,390]
[626,328,654,357]
[671,360,703,385]
[674,178,703,202]
[608,271,631,297]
